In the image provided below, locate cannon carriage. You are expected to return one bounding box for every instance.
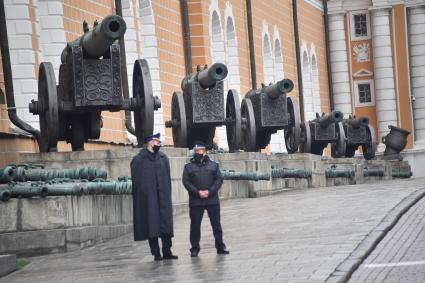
[299,111,345,156]
[331,116,377,159]
[236,79,301,152]
[165,63,242,150]
[29,15,160,151]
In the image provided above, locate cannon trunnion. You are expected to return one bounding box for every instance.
[29,15,160,152]
[165,63,242,150]
[331,116,377,160]
[239,79,301,152]
[299,111,345,156]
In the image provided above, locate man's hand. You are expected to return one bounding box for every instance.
[198,190,209,198]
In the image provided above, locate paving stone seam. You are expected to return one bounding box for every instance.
[324,186,425,283]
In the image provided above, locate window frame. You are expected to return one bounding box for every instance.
[350,10,371,41]
[354,79,375,107]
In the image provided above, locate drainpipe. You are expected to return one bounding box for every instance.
[180,0,192,75]
[0,0,41,141]
[246,0,257,90]
[322,0,334,110]
[115,0,136,136]
[292,0,305,122]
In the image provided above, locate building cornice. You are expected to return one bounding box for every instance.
[304,0,324,11]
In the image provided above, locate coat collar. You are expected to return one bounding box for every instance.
[190,154,210,165]
[139,148,163,161]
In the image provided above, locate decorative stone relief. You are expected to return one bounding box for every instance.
[353,43,370,62]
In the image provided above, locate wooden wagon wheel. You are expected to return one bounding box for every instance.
[170,91,188,148]
[285,96,301,153]
[362,124,377,160]
[299,121,311,153]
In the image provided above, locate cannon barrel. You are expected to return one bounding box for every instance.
[221,170,270,181]
[316,110,343,128]
[0,189,11,202]
[61,15,126,62]
[181,63,228,90]
[347,116,369,129]
[271,167,312,179]
[0,166,15,184]
[265,79,294,99]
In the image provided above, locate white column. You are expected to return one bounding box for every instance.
[328,13,352,116]
[371,8,398,142]
[407,5,425,147]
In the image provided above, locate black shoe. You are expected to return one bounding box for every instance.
[190,250,199,257]
[163,254,178,260]
[154,254,163,261]
[217,249,230,255]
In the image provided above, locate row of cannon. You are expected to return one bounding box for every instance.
[27,14,376,159]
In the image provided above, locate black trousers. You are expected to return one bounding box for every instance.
[148,235,172,256]
[190,204,225,252]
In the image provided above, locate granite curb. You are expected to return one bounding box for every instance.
[325,186,425,283]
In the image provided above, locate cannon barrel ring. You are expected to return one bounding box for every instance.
[265,79,294,99]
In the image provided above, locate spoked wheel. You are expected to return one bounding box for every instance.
[37,62,59,152]
[299,121,311,153]
[169,91,187,148]
[241,98,256,152]
[331,122,347,158]
[226,89,242,152]
[362,124,377,160]
[133,59,154,146]
[285,96,301,153]
[344,144,357,158]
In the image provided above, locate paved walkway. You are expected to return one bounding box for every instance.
[350,191,425,282]
[2,178,425,283]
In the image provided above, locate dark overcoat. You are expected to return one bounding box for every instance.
[130,149,173,241]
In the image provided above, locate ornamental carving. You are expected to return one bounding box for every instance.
[353,43,370,63]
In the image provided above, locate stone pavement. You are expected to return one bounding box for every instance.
[2,178,425,283]
[349,191,425,282]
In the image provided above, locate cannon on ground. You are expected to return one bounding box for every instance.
[165,63,242,150]
[239,80,301,152]
[299,111,344,155]
[29,15,161,151]
[331,115,376,159]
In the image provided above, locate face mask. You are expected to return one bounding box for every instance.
[194,153,203,162]
[152,145,161,153]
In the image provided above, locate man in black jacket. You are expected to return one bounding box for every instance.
[182,141,229,257]
[130,133,178,261]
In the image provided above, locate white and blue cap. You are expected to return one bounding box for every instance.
[193,140,207,150]
[144,133,161,143]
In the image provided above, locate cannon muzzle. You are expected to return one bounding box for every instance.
[316,110,343,128]
[61,15,126,62]
[347,116,369,129]
[182,63,228,90]
[265,79,294,99]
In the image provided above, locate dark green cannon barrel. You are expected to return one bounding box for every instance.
[325,165,355,178]
[347,116,369,129]
[20,167,107,182]
[363,167,384,177]
[0,188,11,202]
[82,179,132,195]
[181,63,228,90]
[315,111,343,128]
[45,182,87,196]
[61,15,126,62]
[271,167,312,179]
[264,79,294,99]
[5,183,49,198]
[221,170,270,181]
[0,166,15,183]
[392,171,413,178]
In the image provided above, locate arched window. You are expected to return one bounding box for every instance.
[263,34,274,85]
[311,54,322,115]
[274,39,284,81]
[302,49,314,120]
[225,16,241,93]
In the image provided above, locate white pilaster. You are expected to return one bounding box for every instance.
[371,8,398,142]
[407,5,425,147]
[328,12,352,116]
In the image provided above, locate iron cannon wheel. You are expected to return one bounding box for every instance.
[241,98,256,152]
[285,96,301,153]
[133,59,154,146]
[226,89,242,152]
[299,121,311,153]
[362,124,377,160]
[170,91,188,148]
[38,62,59,152]
[331,122,347,158]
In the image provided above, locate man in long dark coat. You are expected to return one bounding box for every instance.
[182,141,229,257]
[130,133,178,261]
